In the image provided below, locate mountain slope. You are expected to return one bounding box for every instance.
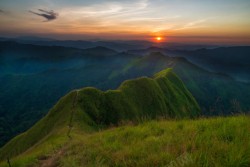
[0,68,200,161]
[0,115,249,167]
[127,46,250,82]
[118,52,250,114]
[177,46,250,82]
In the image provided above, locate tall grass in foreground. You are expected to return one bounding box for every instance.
[61,115,249,167]
[0,115,249,167]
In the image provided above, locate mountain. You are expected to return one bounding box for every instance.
[116,52,250,115]
[0,41,117,61]
[15,36,55,41]
[81,46,117,57]
[127,46,167,55]
[0,38,152,52]
[172,46,250,82]
[0,68,200,162]
[0,37,220,52]
[127,46,250,82]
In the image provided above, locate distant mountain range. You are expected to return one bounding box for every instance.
[127,46,250,82]
[176,47,250,82]
[0,36,221,51]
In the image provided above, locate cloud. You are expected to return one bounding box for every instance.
[63,0,148,17]
[174,19,207,31]
[0,9,10,16]
[29,9,58,21]
[185,19,206,27]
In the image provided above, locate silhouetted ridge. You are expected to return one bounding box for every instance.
[144,52,171,60]
[82,46,117,56]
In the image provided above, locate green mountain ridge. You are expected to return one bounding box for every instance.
[119,52,250,114]
[0,68,200,161]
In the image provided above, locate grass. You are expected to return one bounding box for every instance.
[77,68,200,127]
[0,115,249,167]
[59,115,250,167]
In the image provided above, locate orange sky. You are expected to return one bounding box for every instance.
[0,0,250,44]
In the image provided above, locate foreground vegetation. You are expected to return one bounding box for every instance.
[0,115,249,167]
[61,115,250,167]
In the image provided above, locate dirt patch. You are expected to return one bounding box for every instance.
[38,147,66,167]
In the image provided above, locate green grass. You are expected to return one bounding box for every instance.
[0,115,249,167]
[78,68,200,127]
[53,115,250,167]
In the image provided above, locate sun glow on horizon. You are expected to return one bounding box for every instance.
[154,36,164,42]
[156,37,162,41]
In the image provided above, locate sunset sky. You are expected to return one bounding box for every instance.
[0,0,250,44]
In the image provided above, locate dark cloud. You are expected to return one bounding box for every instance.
[0,9,4,13]
[29,9,58,21]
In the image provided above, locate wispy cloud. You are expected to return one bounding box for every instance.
[58,0,151,30]
[175,19,207,30]
[185,19,207,27]
[29,9,58,21]
[64,0,149,17]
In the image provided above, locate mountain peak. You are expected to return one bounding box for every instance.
[82,46,117,56]
[16,36,55,41]
[145,52,171,60]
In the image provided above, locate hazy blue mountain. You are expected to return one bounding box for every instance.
[15,36,55,41]
[0,38,151,52]
[171,46,250,82]
[127,46,250,82]
[0,36,220,51]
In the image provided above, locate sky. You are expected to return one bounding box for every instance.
[0,0,250,44]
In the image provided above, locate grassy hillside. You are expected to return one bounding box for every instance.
[118,52,250,115]
[0,115,249,167]
[0,68,200,162]
[78,68,200,126]
[59,115,250,167]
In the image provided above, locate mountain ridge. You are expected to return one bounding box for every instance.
[118,52,250,115]
[0,68,200,160]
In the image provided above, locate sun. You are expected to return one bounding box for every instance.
[155,36,162,41]
[156,37,162,41]
[152,36,164,43]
